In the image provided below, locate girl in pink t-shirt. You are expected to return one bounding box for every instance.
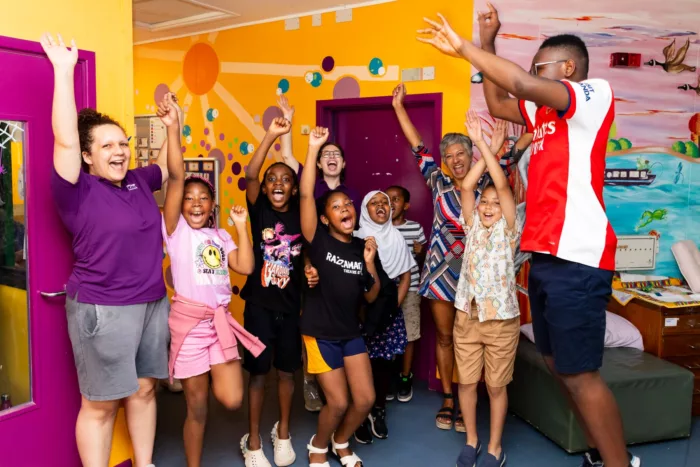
[157,95,263,466]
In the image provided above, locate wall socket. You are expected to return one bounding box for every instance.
[301,125,311,135]
[284,17,300,30]
[336,8,352,23]
[422,66,435,80]
[402,68,421,82]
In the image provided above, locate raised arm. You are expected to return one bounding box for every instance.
[40,33,81,183]
[466,110,516,230]
[397,271,410,306]
[157,95,184,236]
[244,117,291,205]
[300,127,330,242]
[277,94,300,173]
[392,83,422,148]
[227,206,255,275]
[153,93,181,186]
[461,113,489,217]
[363,238,381,303]
[488,118,508,155]
[418,9,570,113]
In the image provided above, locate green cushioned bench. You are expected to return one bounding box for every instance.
[508,340,694,453]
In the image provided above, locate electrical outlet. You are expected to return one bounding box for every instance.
[336,8,352,23]
[422,66,435,80]
[402,68,421,82]
[285,17,300,30]
[312,14,322,26]
[301,125,311,135]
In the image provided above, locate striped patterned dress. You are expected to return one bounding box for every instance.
[413,145,466,302]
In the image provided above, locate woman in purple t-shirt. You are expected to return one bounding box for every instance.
[42,34,169,466]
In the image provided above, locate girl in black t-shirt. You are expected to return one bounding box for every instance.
[300,126,380,467]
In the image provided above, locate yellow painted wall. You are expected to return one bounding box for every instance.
[1,1,135,464]
[0,286,30,406]
[134,0,473,321]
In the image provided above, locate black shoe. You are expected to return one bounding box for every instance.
[354,418,373,444]
[397,372,414,403]
[368,407,388,439]
[386,373,398,401]
[580,449,640,467]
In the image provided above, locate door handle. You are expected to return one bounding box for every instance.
[40,290,66,298]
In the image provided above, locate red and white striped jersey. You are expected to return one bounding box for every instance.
[518,79,617,270]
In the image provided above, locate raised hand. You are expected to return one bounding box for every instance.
[40,33,78,70]
[305,264,319,288]
[156,96,178,128]
[464,110,484,143]
[490,118,507,154]
[268,117,291,138]
[417,13,464,58]
[478,2,501,48]
[277,94,295,120]
[364,237,378,263]
[229,205,248,226]
[309,126,329,148]
[392,83,407,109]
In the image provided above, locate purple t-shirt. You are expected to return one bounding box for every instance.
[51,165,166,305]
[297,163,361,208]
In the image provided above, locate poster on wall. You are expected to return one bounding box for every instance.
[153,158,220,226]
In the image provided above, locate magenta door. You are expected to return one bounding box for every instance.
[0,35,95,465]
[316,94,443,389]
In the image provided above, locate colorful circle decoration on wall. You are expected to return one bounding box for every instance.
[209,148,225,174]
[322,56,335,72]
[238,177,247,190]
[239,141,250,155]
[206,108,219,122]
[154,83,169,104]
[204,128,210,135]
[183,42,220,96]
[277,78,290,95]
[333,76,361,99]
[186,135,193,144]
[232,162,241,175]
[262,106,284,130]
[247,143,255,153]
[305,71,323,87]
[228,153,233,161]
[183,125,192,137]
[254,115,261,123]
[232,286,240,295]
[227,176,232,184]
[368,57,385,76]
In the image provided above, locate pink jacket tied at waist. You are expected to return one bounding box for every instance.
[169,295,265,382]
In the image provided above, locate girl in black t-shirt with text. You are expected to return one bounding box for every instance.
[300,126,380,467]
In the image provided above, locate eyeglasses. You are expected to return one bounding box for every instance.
[530,59,568,76]
[320,151,342,159]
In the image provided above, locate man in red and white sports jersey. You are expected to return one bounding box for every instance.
[418,4,641,467]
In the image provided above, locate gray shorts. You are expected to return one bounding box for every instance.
[66,295,170,401]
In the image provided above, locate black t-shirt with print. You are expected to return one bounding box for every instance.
[301,224,374,340]
[241,196,304,314]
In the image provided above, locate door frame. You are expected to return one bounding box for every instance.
[0,32,95,446]
[315,93,445,390]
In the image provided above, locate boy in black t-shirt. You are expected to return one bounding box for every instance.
[300,126,380,467]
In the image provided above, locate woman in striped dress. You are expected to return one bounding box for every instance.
[392,83,506,431]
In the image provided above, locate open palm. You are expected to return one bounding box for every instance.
[40,33,78,69]
[417,14,464,58]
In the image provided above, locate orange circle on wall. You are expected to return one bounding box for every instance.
[183,43,219,95]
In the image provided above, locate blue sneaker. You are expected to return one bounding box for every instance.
[480,451,506,467]
[456,441,481,467]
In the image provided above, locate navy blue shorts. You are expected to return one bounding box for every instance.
[303,336,367,374]
[528,253,613,374]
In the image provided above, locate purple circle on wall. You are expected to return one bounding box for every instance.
[333,76,361,99]
[181,146,186,153]
[232,286,240,295]
[204,128,210,135]
[219,133,225,141]
[238,177,247,190]
[205,144,211,151]
[208,148,225,174]
[322,56,335,72]
[165,266,174,289]
[227,176,232,184]
[274,143,281,151]
[228,153,233,161]
[200,140,205,147]
[262,106,283,131]
[154,83,169,104]
[232,162,241,175]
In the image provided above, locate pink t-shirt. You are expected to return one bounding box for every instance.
[163,215,237,308]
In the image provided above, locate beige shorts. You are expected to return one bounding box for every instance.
[401,291,421,342]
[453,309,520,387]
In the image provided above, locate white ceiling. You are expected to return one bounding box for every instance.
[133,0,395,44]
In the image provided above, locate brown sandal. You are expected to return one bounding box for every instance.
[455,409,465,433]
[435,393,455,430]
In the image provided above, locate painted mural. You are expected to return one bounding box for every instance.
[469,0,700,278]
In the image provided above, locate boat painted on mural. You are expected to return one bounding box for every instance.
[604,167,656,186]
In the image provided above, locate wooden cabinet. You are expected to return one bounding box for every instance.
[608,299,700,416]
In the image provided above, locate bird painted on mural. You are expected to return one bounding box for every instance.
[646,38,696,73]
[678,74,700,96]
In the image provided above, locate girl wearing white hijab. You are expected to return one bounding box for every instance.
[353,190,416,442]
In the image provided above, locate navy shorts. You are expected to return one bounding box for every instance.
[302,336,367,374]
[528,253,613,374]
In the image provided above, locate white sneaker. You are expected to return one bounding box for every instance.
[240,433,272,467]
[271,421,296,466]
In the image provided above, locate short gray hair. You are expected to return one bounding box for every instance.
[439,132,473,158]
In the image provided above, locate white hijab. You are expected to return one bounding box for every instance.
[355,190,416,280]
